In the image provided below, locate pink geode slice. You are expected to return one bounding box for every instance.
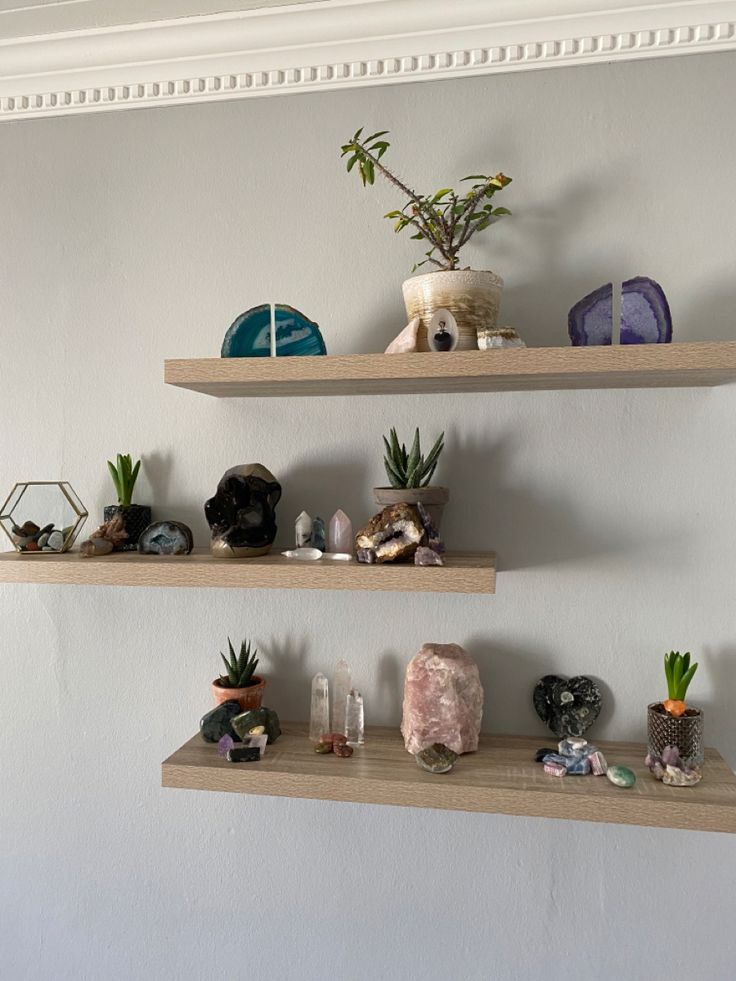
[401,643,484,756]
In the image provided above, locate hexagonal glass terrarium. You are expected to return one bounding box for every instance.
[0,482,88,554]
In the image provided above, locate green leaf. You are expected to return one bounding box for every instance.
[352,126,364,141]
[363,130,389,143]
[679,662,698,699]
[420,462,438,487]
[431,188,452,203]
[389,428,402,466]
[384,460,404,488]
[346,154,359,172]
[406,428,421,476]
[420,433,444,476]
[461,174,489,181]
[107,460,122,500]
[492,207,511,216]
[409,232,425,240]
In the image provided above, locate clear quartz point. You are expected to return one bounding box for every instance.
[309,672,330,742]
[332,658,352,736]
[295,511,312,548]
[345,689,364,747]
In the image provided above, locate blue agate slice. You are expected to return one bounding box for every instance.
[568,277,672,346]
[221,304,327,358]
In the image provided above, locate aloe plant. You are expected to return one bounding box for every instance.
[382,428,444,489]
[107,453,141,508]
[663,651,698,716]
[219,638,259,689]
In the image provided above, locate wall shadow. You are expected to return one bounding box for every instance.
[441,433,652,570]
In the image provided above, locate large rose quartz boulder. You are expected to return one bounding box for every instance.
[401,643,484,755]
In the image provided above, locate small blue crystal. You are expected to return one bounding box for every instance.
[565,756,592,775]
[312,516,326,552]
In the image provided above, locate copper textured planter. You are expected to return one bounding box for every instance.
[647,702,704,767]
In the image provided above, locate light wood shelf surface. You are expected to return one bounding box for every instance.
[164,342,736,398]
[162,723,736,833]
[0,548,495,593]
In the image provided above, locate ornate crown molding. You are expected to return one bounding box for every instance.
[0,0,734,121]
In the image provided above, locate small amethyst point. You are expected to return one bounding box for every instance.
[414,546,444,566]
[217,735,235,757]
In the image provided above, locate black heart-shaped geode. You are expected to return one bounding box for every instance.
[533,674,602,738]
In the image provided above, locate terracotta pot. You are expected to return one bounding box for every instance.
[211,675,266,712]
[402,269,503,352]
[373,486,449,529]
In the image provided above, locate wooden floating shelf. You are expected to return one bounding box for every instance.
[164,342,736,398]
[0,547,495,594]
[162,723,736,833]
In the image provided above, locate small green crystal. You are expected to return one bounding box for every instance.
[606,764,636,788]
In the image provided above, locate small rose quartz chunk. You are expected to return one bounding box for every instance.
[401,643,484,756]
[385,317,420,354]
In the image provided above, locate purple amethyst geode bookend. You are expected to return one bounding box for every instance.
[568,276,672,346]
[568,282,612,346]
[620,276,672,344]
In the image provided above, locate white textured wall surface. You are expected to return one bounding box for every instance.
[1,52,736,981]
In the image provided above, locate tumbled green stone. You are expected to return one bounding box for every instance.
[231,707,281,744]
[606,764,636,788]
[415,743,458,774]
[200,700,241,743]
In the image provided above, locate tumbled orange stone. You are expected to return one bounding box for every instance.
[319,732,347,745]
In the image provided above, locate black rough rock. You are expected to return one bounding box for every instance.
[204,465,281,553]
[200,700,242,743]
[533,674,602,739]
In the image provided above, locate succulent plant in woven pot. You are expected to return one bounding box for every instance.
[647,651,704,767]
[103,453,151,550]
[374,428,448,528]
[212,638,266,712]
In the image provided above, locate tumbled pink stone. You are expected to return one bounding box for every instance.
[401,643,484,755]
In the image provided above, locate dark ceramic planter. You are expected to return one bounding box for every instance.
[104,504,152,550]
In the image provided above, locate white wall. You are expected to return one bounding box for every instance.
[1,51,736,981]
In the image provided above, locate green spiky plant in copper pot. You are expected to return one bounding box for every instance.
[373,427,448,528]
[103,453,151,550]
[211,637,266,712]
